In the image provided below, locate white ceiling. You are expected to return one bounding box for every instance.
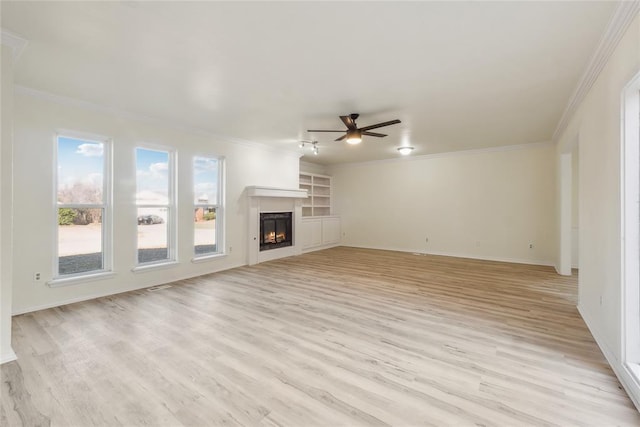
[2,1,616,165]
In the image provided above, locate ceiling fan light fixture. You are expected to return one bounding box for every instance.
[346,130,362,145]
[397,146,414,155]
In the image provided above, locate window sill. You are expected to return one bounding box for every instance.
[132,261,179,273]
[47,271,116,288]
[191,253,227,263]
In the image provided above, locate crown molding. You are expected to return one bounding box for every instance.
[329,141,553,170]
[1,29,28,63]
[13,84,301,158]
[552,0,640,143]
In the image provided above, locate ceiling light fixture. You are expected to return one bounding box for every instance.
[397,146,414,155]
[312,141,319,155]
[346,129,362,145]
[299,141,305,148]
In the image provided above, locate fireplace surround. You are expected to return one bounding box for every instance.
[246,186,307,265]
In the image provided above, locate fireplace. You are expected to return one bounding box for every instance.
[260,212,293,251]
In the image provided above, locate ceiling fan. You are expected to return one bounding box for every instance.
[307,113,401,145]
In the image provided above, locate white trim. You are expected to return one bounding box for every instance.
[54,133,112,279]
[56,129,111,144]
[47,271,116,288]
[620,68,640,407]
[571,226,580,270]
[192,155,225,258]
[329,141,553,170]
[1,348,17,365]
[301,242,341,254]
[553,1,640,143]
[578,304,640,410]
[13,261,247,316]
[14,85,302,158]
[1,29,28,63]
[246,186,308,199]
[342,244,555,268]
[191,253,227,263]
[558,153,573,276]
[134,146,177,266]
[131,261,179,273]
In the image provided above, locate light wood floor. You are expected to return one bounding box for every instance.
[2,247,639,426]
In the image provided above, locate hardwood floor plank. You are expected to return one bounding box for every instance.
[2,247,639,426]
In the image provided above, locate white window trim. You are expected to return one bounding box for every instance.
[621,69,640,406]
[131,261,179,273]
[53,132,112,279]
[135,145,177,267]
[191,253,227,263]
[193,155,225,259]
[47,271,116,288]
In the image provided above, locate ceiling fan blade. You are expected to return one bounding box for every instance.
[362,131,387,138]
[335,134,347,142]
[359,119,401,132]
[339,115,357,130]
[307,129,345,133]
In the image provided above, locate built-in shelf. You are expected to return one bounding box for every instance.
[299,172,332,217]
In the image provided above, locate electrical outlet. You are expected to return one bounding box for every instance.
[229,246,233,252]
[529,243,534,249]
[34,272,41,281]
[425,237,429,243]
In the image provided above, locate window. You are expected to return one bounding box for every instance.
[56,135,110,277]
[193,156,223,258]
[136,147,175,265]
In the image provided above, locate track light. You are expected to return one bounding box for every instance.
[397,146,414,155]
[312,141,319,155]
[299,141,305,148]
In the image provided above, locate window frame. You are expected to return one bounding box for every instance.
[621,70,640,404]
[192,155,225,261]
[133,145,177,269]
[52,131,113,281]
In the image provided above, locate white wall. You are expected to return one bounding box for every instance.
[1,45,16,363]
[11,91,300,314]
[555,13,639,407]
[330,143,556,266]
[299,160,328,176]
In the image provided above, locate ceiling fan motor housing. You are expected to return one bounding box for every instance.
[307,113,401,142]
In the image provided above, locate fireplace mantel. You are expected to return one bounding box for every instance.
[246,186,308,199]
[246,186,306,265]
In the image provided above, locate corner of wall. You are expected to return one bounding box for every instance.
[1,41,16,367]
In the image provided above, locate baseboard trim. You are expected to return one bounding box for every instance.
[301,242,341,254]
[12,261,246,316]
[578,304,640,411]
[343,244,555,268]
[1,348,17,364]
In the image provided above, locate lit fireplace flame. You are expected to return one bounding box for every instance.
[264,231,287,243]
